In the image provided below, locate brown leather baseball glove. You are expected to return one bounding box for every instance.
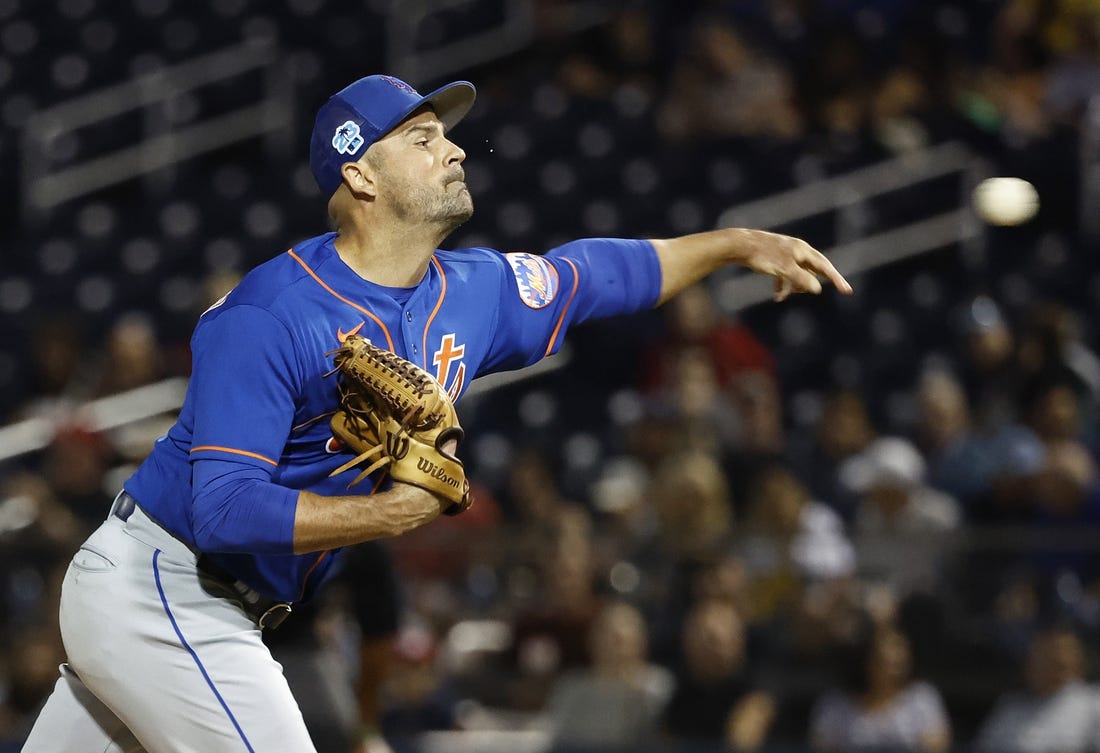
[326,334,472,515]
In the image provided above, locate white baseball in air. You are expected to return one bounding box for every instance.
[972,177,1039,226]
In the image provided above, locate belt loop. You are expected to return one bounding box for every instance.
[110,491,136,521]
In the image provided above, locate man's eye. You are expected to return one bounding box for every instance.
[417,139,429,146]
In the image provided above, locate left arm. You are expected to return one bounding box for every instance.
[651,228,852,305]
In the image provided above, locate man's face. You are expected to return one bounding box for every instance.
[365,108,473,231]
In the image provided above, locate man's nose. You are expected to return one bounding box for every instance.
[445,139,466,165]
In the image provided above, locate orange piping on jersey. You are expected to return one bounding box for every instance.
[421,256,448,370]
[297,472,386,600]
[189,446,278,467]
[291,411,337,433]
[298,550,329,601]
[544,258,580,357]
[287,249,395,352]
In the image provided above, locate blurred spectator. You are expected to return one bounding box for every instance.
[589,455,657,567]
[809,624,951,753]
[377,622,459,741]
[0,472,83,638]
[623,407,698,474]
[843,437,961,595]
[0,629,66,744]
[1044,15,1100,123]
[796,388,878,521]
[1029,440,1100,601]
[870,67,933,154]
[1023,368,1089,446]
[664,598,777,752]
[92,313,164,397]
[693,555,753,620]
[658,18,804,144]
[1017,302,1100,421]
[970,424,1047,524]
[640,283,775,461]
[501,447,568,526]
[508,504,603,710]
[740,464,856,623]
[16,314,91,420]
[650,449,734,561]
[725,370,787,509]
[667,346,741,451]
[975,625,1100,753]
[0,471,84,555]
[914,368,991,504]
[500,449,583,593]
[646,551,752,670]
[958,295,1021,431]
[544,601,673,749]
[551,6,664,97]
[641,283,776,394]
[41,425,114,527]
[786,577,874,668]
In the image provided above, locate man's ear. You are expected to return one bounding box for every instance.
[340,159,376,199]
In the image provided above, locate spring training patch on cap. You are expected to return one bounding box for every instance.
[506,253,559,309]
[333,120,365,155]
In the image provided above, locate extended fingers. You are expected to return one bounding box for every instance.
[803,246,853,294]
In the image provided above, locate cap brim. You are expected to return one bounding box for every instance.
[379,80,476,138]
[421,81,477,131]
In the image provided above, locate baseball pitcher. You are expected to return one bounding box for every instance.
[22,74,850,752]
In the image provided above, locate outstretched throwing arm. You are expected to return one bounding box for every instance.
[650,228,853,305]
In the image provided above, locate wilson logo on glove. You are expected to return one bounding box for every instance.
[416,457,462,490]
[324,334,472,515]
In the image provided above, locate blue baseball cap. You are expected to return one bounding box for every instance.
[309,74,477,197]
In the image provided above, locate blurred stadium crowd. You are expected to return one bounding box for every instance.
[3,0,1100,751]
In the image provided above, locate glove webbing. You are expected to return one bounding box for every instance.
[331,341,446,430]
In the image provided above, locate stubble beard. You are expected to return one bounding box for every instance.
[391,177,474,238]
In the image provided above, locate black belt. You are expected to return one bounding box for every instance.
[111,492,292,630]
[196,555,293,630]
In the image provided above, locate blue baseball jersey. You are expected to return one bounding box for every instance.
[125,232,661,601]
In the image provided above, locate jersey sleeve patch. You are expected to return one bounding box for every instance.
[505,252,560,309]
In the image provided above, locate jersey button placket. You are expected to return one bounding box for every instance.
[405,311,418,354]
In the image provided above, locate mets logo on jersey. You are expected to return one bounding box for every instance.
[506,253,559,309]
[433,333,467,400]
[332,120,365,155]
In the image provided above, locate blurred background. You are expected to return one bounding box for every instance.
[2,0,1100,751]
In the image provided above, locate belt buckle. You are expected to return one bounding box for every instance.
[258,603,292,630]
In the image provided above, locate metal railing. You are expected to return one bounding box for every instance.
[386,0,537,84]
[713,141,986,312]
[385,0,610,84]
[20,39,293,221]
